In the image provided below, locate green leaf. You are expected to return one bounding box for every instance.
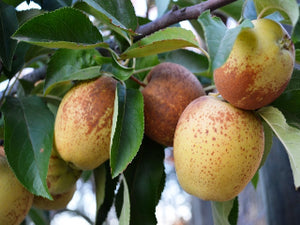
[2,96,54,198]
[94,164,107,213]
[260,119,273,168]
[296,49,300,64]
[156,0,170,17]
[211,199,236,225]
[271,69,300,125]
[95,162,119,225]
[12,7,107,49]
[16,9,45,26]
[228,197,239,225]
[123,137,166,225]
[74,0,137,42]
[24,45,55,65]
[198,11,253,76]
[243,0,257,20]
[120,27,199,59]
[4,42,31,77]
[101,53,134,81]
[219,0,244,21]
[119,175,130,225]
[258,106,300,188]
[0,2,18,71]
[163,49,209,77]
[125,55,159,89]
[251,172,259,189]
[44,48,102,95]
[292,14,300,43]
[285,69,300,92]
[2,0,24,7]
[110,83,144,178]
[76,0,137,31]
[18,79,35,97]
[272,90,300,125]
[253,0,299,26]
[28,208,50,225]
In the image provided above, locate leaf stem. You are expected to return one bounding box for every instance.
[130,75,147,88]
[198,46,210,60]
[256,6,273,20]
[132,66,153,75]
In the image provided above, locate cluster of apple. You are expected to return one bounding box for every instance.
[175,18,295,201]
[53,18,294,203]
[144,18,294,202]
[0,18,294,225]
[0,146,81,225]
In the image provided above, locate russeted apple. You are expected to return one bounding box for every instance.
[54,76,117,170]
[46,148,81,195]
[214,18,295,110]
[173,96,264,201]
[33,185,76,210]
[0,148,34,225]
[142,62,205,146]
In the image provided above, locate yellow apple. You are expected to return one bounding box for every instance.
[54,76,117,170]
[214,18,294,110]
[173,96,264,201]
[0,149,34,225]
[46,148,81,195]
[33,185,76,210]
[142,62,205,146]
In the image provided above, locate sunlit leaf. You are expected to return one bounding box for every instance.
[253,0,299,26]
[211,198,236,225]
[74,0,137,42]
[258,106,300,188]
[12,7,106,49]
[119,175,130,225]
[44,48,102,95]
[120,27,199,59]
[198,11,253,76]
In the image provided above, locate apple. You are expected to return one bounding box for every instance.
[142,62,205,146]
[0,149,34,225]
[173,96,264,201]
[214,18,295,110]
[33,185,76,210]
[54,76,117,170]
[46,148,81,195]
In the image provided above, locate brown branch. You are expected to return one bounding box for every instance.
[135,0,238,38]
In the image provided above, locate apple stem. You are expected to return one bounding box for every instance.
[130,75,147,87]
[256,6,273,20]
[204,85,216,92]
[208,91,221,97]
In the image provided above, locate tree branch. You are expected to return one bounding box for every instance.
[135,0,238,38]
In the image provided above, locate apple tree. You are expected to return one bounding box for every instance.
[0,0,300,224]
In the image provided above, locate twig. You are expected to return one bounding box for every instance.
[135,0,238,39]
[0,66,47,100]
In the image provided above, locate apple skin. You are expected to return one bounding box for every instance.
[214,18,295,110]
[142,62,205,146]
[54,76,117,170]
[33,185,76,210]
[46,148,81,195]
[0,150,34,225]
[173,96,264,201]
